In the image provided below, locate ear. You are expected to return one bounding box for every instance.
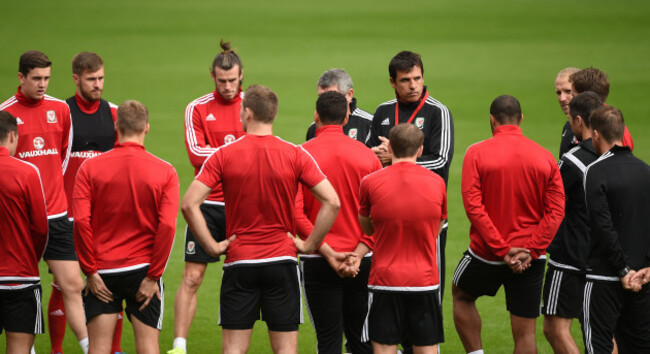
[518,113,524,125]
[387,141,393,155]
[345,88,354,102]
[239,68,244,81]
[17,72,25,84]
[576,114,585,127]
[489,114,497,127]
[210,70,216,82]
[314,110,321,127]
[144,122,150,135]
[72,74,80,86]
[389,77,396,90]
[342,114,349,127]
[417,144,424,158]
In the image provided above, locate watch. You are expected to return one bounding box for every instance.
[618,266,632,278]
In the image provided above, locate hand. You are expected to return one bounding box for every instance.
[136,277,161,311]
[340,254,361,278]
[504,247,531,274]
[630,267,650,287]
[86,273,113,303]
[324,251,358,278]
[206,235,236,258]
[622,270,642,292]
[290,232,318,254]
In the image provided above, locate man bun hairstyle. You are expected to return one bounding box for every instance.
[390,123,424,158]
[117,100,149,136]
[589,105,625,144]
[242,85,278,124]
[317,69,353,94]
[568,91,603,128]
[389,51,423,81]
[19,50,52,76]
[490,95,522,125]
[0,111,18,144]
[570,67,609,102]
[316,91,348,125]
[212,39,243,74]
[72,51,104,75]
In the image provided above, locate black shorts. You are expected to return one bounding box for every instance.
[0,286,44,334]
[220,262,301,331]
[583,278,650,353]
[364,290,444,347]
[43,215,77,261]
[184,203,226,263]
[452,250,545,318]
[541,262,585,318]
[83,267,164,330]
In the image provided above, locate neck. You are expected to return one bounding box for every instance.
[579,129,591,141]
[245,121,273,136]
[118,134,145,145]
[391,156,418,164]
[75,91,100,113]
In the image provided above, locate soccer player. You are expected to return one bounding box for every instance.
[295,91,381,354]
[368,50,454,303]
[0,111,48,354]
[49,51,124,354]
[356,123,446,354]
[170,40,246,354]
[581,105,650,353]
[452,95,565,354]
[182,84,340,353]
[542,92,603,354]
[569,67,634,150]
[555,67,580,158]
[0,50,90,353]
[72,100,179,354]
[305,69,374,145]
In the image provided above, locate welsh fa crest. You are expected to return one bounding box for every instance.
[187,241,196,255]
[224,134,236,144]
[415,117,425,129]
[46,110,57,123]
[348,128,358,139]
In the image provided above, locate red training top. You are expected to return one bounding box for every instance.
[359,162,447,291]
[461,125,565,262]
[0,88,72,218]
[72,142,179,280]
[197,134,326,266]
[184,90,245,203]
[295,125,381,253]
[0,147,48,289]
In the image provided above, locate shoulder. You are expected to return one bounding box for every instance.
[424,95,450,114]
[186,92,215,110]
[43,94,69,108]
[375,99,397,111]
[0,96,18,110]
[8,156,41,177]
[351,107,373,121]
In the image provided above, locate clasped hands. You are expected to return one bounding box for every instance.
[622,267,650,292]
[504,247,532,274]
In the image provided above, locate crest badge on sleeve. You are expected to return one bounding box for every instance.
[46,110,57,123]
[415,117,425,129]
[348,128,358,140]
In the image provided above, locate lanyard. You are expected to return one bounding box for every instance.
[395,91,429,126]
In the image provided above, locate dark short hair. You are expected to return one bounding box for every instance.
[389,51,423,81]
[19,50,52,76]
[316,91,348,125]
[72,51,104,75]
[589,105,624,144]
[117,100,149,136]
[243,85,278,124]
[212,40,243,74]
[317,69,353,93]
[569,91,603,128]
[389,123,424,158]
[570,67,609,102]
[0,111,18,144]
[490,95,522,125]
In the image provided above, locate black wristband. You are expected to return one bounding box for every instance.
[618,266,631,278]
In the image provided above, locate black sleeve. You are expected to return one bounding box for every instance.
[305,122,316,142]
[417,108,454,184]
[367,106,384,148]
[585,167,628,272]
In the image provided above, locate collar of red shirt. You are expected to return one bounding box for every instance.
[15,87,42,107]
[314,124,344,137]
[492,125,522,136]
[0,146,9,156]
[115,141,145,150]
[75,91,100,114]
[213,88,243,105]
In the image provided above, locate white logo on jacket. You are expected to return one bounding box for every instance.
[46,110,57,123]
[348,128,358,139]
[33,137,45,150]
[415,117,425,129]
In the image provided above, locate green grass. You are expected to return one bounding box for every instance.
[1,0,649,352]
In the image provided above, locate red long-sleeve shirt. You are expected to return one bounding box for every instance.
[461,125,565,261]
[0,88,72,218]
[294,125,381,252]
[0,147,48,288]
[72,142,179,280]
[184,90,245,202]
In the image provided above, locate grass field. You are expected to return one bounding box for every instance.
[1,0,650,352]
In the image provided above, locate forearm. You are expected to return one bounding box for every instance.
[303,200,339,253]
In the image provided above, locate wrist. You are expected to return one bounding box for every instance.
[618,266,632,279]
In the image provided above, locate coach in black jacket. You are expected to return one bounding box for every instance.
[582,105,650,354]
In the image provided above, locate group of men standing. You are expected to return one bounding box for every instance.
[1,43,649,354]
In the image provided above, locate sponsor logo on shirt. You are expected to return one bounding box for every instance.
[71,151,102,159]
[187,241,196,255]
[33,137,45,150]
[381,118,390,126]
[348,128,358,139]
[224,134,236,144]
[415,117,425,129]
[16,117,24,125]
[206,114,216,121]
[46,110,57,123]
